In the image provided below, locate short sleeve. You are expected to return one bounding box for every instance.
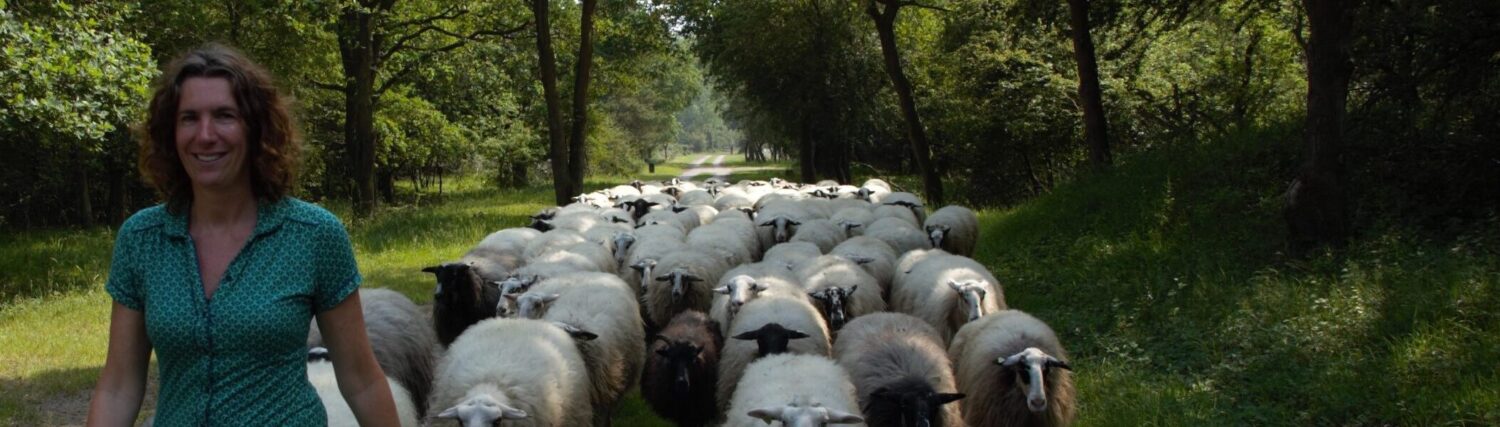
[311,220,361,313]
[105,227,144,311]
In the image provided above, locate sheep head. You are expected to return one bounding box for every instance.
[759,216,802,243]
[612,232,637,266]
[433,393,528,427]
[926,224,951,249]
[714,275,766,318]
[998,347,1071,413]
[655,268,704,302]
[808,286,856,330]
[747,396,864,427]
[513,292,560,319]
[630,258,659,292]
[550,321,598,341]
[947,280,991,322]
[653,336,705,398]
[868,381,965,427]
[732,322,809,357]
[422,263,482,306]
[837,220,864,237]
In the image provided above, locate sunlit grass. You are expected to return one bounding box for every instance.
[3,146,1496,424]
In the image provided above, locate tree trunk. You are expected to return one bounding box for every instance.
[79,166,92,225]
[1066,0,1112,170]
[532,0,571,205]
[867,0,943,205]
[378,168,395,203]
[338,3,381,216]
[568,0,598,196]
[1286,0,1357,252]
[799,119,817,183]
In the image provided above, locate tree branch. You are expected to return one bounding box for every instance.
[307,79,346,93]
[387,5,468,29]
[376,22,531,95]
[900,1,952,13]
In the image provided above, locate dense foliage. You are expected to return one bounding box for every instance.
[2,0,1494,233]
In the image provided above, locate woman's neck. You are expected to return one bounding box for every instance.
[190,184,257,229]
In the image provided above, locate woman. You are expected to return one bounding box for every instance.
[86,44,400,426]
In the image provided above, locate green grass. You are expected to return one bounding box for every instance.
[4,146,1497,425]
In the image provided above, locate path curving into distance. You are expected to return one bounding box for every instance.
[677,154,730,180]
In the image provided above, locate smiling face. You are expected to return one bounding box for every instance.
[175,77,251,197]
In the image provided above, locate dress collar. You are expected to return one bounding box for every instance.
[162,198,290,240]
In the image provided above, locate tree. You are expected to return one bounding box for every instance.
[1066,0,1112,170]
[567,0,599,197]
[865,0,945,205]
[1285,0,1357,251]
[329,1,526,216]
[530,0,571,205]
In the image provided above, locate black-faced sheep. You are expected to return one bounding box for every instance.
[723,354,865,427]
[422,262,501,347]
[641,310,724,427]
[796,255,887,332]
[717,295,832,414]
[307,288,437,416]
[891,252,1007,343]
[924,205,979,257]
[833,313,964,427]
[427,318,593,427]
[948,310,1075,427]
[508,272,645,426]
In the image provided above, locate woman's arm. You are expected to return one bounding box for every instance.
[316,292,401,427]
[86,302,152,427]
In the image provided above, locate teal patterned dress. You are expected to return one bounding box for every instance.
[106,198,361,426]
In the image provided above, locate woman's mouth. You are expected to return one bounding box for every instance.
[193,153,226,162]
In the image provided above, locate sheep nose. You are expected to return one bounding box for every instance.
[1029,398,1047,412]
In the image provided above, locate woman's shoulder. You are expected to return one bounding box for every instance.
[119,204,172,233]
[275,197,348,230]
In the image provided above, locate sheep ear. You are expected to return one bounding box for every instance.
[759,221,774,227]
[543,293,561,303]
[1047,358,1073,371]
[947,280,964,291]
[435,406,460,419]
[552,321,597,341]
[684,274,704,283]
[788,219,801,226]
[503,293,519,301]
[936,393,966,405]
[824,408,864,424]
[713,285,731,295]
[786,328,810,339]
[807,291,824,300]
[732,330,763,340]
[848,285,858,294]
[869,387,893,400]
[672,206,689,213]
[749,282,766,292]
[998,354,1025,367]
[655,274,674,282]
[421,266,441,274]
[747,407,784,422]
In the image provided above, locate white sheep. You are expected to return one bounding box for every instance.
[638,209,693,234]
[527,240,616,275]
[622,235,689,296]
[709,263,804,337]
[789,218,849,253]
[833,313,964,427]
[871,204,921,229]
[687,222,757,267]
[723,354,865,427]
[675,204,719,228]
[717,294,832,414]
[863,217,932,257]
[522,228,588,261]
[305,357,420,427]
[642,249,731,330]
[795,255,887,332]
[878,191,926,224]
[427,318,593,426]
[307,288,437,416]
[948,310,1075,427]
[510,272,645,426]
[829,236,899,297]
[831,207,876,237]
[924,205,979,257]
[891,252,1007,343]
[677,189,716,207]
[762,241,824,273]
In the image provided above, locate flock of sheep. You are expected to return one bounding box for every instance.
[309,177,1076,427]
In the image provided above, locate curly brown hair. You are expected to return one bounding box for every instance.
[138,43,300,214]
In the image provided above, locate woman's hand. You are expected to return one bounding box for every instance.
[86,303,152,427]
[316,292,402,427]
